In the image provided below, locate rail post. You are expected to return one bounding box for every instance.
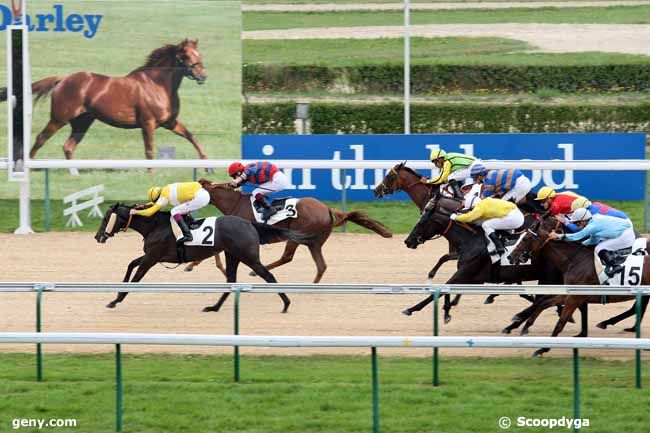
[115,343,123,432]
[573,348,580,433]
[35,284,43,381]
[44,169,51,232]
[233,285,250,382]
[371,347,379,433]
[636,289,643,389]
[432,286,441,387]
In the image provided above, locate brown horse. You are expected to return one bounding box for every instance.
[1,39,208,162]
[509,216,649,356]
[187,179,393,282]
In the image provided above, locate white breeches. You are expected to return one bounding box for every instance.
[481,208,525,237]
[501,175,532,203]
[252,171,290,197]
[447,160,483,183]
[595,227,636,254]
[170,188,210,216]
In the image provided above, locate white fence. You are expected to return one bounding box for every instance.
[63,185,104,228]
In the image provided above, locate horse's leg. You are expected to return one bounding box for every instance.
[402,295,433,316]
[307,243,328,283]
[107,256,156,309]
[250,241,299,277]
[624,297,650,332]
[427,253,457,280]
[166,119,208,159]
[485,294,498,304]
[141,120,156,160]
[248,261,289,313]
[184,259,201,272]
[520,296,565,335]
[576,303,588,338]
[30,119,64,158]
[533,297,583,357]
[106,255,144,308]
[62,115,94,176]
[203,252,240,312]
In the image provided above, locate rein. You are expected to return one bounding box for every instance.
[121,213,134,232]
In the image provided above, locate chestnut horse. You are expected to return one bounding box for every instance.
[187,179,393,283]
[0,39,208,162]
[509,215,649,356]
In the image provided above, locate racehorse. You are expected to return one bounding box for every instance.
[508,215,649,356]
[95,204,315,313]
[1,39,208,163]
[184,179,393,283]
[403,195,566,325]
[373,163,458,280]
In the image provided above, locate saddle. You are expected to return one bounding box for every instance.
[253,196,292,213]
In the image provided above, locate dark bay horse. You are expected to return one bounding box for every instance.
[2,39,208,162]
[509,216,649,356]
[403,195,565,325]
[185,179,393,283]
[95,204,315,313]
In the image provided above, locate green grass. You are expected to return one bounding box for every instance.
[1,353,649,433]
[244,5,650,30]
[0,0,241,197]
[244,37,650,67]
[0,198,644,234]
[243,0,629,3]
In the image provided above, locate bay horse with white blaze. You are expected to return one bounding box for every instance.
[0,39,208,163]
[185,179,393,282]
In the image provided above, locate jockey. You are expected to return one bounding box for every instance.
[549,208,634,277]
[421,149,480,200]
[131,182,210,244]
[450,196,524,256]
[228,161,290,222]
[469,163,532,203]
[534,187,586,216]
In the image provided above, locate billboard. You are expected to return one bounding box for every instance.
[242,133,646,201]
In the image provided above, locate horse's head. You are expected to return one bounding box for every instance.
[176,39,206,84]
[374,162,438,199]
[404,197,462,249]
[508,214,561,265]
[95,203,133,243]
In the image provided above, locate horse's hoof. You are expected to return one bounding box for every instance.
[574,333,587,338]
[596,322,608,330]
[249,271,257,277]
[511,314,522,323]
[184,266,194,272]
[202,306,218,313]
[624,326,637,333]
[532,350,545,357]
[502,327,512,335]
[520,328,529,336]
[106,302,116,309]
[444,316,451,324]
[484,297,495,305]
[402,309,412,316]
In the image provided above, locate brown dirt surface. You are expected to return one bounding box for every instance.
[0,232,646,360]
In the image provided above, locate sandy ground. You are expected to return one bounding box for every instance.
[244,23,650,55]
[243,1,650,12]
[0,232,646,360]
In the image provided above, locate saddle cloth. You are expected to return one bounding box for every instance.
[490,231,531,266]
[596,238,648,285]
[251,197,299,225]
[181,216,218,247]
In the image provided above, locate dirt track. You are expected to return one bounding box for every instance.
[0,232,646,359]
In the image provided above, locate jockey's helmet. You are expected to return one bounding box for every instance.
[429,148,446,162]
[148,186,162,202]
[228,162,245,177]
[571,197,593,211]
[535,186,556,201]
[470,162,486,179]
[568,208,592,222]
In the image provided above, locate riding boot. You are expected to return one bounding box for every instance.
[488,232,506,255]
[174,215,193,244]
[598,250,624,277]
[255,194,276,223]
[449,179,464,200]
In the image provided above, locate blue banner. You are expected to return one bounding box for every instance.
[242,133,646,201]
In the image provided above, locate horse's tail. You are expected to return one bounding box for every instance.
[32,76,62,103]
[332,209,393,238]
[251,222,317,245]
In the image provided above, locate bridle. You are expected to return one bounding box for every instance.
[379,167,425,195]
[104,206,133,237]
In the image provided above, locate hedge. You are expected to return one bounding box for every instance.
[243,63,650,94]
[243,102,650,134]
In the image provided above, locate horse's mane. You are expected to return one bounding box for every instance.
[129,39,192,74]
[398,164,423,179]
